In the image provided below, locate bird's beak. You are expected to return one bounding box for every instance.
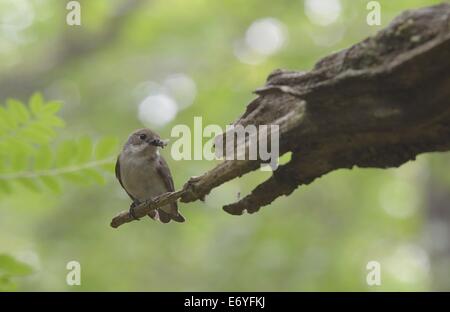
[147,138,169,148]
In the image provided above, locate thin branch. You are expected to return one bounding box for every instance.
[110,189,187,228]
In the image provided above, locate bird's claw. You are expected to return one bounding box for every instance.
[188,175,202,184]
[129,202,141,220]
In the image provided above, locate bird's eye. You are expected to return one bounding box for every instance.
[139,134,147,140]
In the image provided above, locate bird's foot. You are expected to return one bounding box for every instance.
[188,175,202,183]
[183,175,201,191]
[129,201,141,220]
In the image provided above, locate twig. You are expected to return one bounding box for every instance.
[110,188,187,228]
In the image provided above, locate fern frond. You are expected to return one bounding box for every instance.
[0,95,119,193]
[0,137,118,193]
[0,253,33,291]
[0,93,65,155]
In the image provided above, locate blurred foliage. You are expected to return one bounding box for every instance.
[0,254,33,291]
[0,94,118,290]
[0,0,449,291]
[0,94,118,194]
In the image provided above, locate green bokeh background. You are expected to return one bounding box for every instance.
[0,0,449,291]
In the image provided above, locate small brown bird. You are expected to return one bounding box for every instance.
[115,128,185,223]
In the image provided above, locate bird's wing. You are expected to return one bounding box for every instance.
[156,156,176,192]
[155,156,184,222]
[156,156,178,209]
[115,156,136,202]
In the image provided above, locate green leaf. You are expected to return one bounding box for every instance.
[0,142,7,156]
[62,172,91,185]
[40,176,61,193]
[0,275,16,291]
[0,106,14,129]
[40,101,62,115]
[100,161,115,172]
[17,178,40,192]
[0,105,17,129]
[0,254,33,277]
[29,92,44,115]
[95,137,118,160]
[76,136,93,164]
[0,94,63,152]
[55,140,77,167]
[0,109,10,133]
[22,123,55,144]
[21,128,49,145]
[32,123,56,137]
[34,145,53,170]
[82,168,105,184]
[0,155,5,172]
[0,180,12,194]
[10,153,28,172]
[40,115,65,128]
[5,138,34,156]
[7,99,30,124]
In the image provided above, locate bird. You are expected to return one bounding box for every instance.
[115,128,185,223]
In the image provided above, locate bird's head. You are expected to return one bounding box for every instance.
[125,128,168,155]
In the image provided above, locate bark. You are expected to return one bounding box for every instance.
[111,3,450,228]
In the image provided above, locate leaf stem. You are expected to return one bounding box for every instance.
[0,158,115,180]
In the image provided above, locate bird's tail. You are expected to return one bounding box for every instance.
[171,211,185,223]
[148,209,158,221]
[157,209,185,223]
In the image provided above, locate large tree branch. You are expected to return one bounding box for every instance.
[111,3,450,228]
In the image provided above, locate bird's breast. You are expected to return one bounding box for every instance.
[119,154,167,201]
